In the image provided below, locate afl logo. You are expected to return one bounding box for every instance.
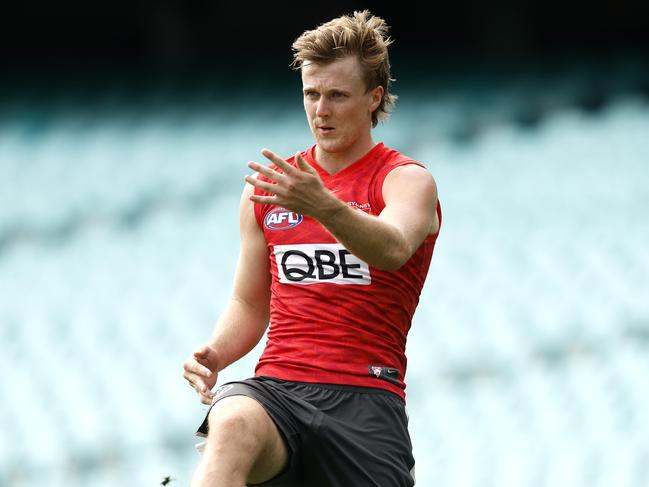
[264,208,303,230]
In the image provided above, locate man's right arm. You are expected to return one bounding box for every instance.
[183,182,271,404]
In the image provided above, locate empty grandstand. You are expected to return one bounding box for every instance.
[1,55,648,486]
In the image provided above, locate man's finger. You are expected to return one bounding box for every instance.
[193,346,211,358]
[244,175,280,195]
[195,355,210,367]
[261,149,296,176]
[186,360,212,378]
[247,161,283,181]
[183,372,204,392]
[295,153,316,173]
[249,194,279,205]
[199,392,214,405]
[184,367,206,386]
[194,347,219,367]
[189,374,213,395]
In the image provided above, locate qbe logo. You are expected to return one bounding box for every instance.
[274,244,371,285]
[264,208,303,230]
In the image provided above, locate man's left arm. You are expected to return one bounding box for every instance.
[246,149,439,271]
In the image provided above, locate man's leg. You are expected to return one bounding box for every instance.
[190,395,289,487]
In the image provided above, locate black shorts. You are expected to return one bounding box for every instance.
[196,376,416,487]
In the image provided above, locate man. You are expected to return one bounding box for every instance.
[183,10,441,487]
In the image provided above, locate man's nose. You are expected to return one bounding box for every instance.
[315,97,330,117]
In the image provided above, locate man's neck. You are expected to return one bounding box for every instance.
[315,137,377,175]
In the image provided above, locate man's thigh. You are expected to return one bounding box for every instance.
[206,395,289,485]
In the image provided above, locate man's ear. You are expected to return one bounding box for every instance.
[369,85,384,112]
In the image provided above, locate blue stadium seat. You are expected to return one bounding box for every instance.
[1,79,648,486]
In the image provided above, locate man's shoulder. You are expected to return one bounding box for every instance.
[376,144,426,172]
[378,144,422,166]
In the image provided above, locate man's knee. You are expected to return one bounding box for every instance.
[204,394,288,483]
[207,395,267,450]
[190,394,287,486]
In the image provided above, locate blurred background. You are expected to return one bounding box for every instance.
[1,1,648,486]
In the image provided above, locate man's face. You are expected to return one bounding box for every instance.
[301,56,383,155]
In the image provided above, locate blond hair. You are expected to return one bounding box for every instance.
[291,10,397,127]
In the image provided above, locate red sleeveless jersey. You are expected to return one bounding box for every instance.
[253,143,441,399]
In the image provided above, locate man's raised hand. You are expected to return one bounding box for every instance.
[245,149,342,221]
